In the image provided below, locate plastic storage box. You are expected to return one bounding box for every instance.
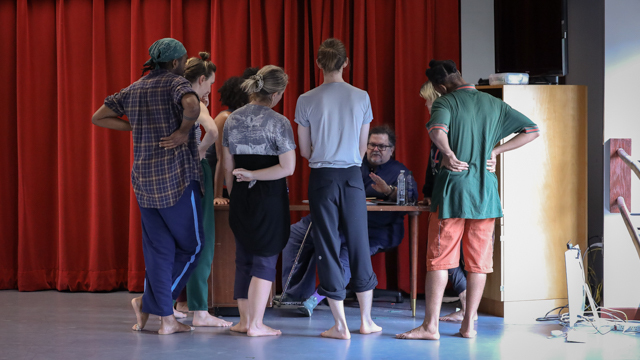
[489,73,529,85]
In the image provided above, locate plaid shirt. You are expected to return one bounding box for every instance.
[104,69,203,208]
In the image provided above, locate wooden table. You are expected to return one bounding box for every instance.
[208,203,429,317]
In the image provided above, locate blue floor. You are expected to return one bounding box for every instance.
[0,290,638,360]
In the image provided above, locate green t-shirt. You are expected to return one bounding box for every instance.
[426,86,539,219]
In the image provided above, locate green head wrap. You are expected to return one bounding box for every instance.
[143,38,187,70]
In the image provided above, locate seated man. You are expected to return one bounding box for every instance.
[281,125,418,316]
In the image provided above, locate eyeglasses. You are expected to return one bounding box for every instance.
[367,143,392,151]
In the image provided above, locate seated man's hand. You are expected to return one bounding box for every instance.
[441,152,469,172]
[369,173,391,195]
[419,197,432,206]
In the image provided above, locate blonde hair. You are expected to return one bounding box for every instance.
[419,81,441,102]
[184,52,216,84]
[241,65,288,102]
[317,38,347,72]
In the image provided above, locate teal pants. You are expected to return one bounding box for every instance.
[185,159,215,311]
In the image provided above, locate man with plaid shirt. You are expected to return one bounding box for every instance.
[92,38,204,335]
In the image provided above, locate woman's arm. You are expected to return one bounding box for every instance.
[298,125,312,160]
[214,111,231,203]
[232,150,296,182]
[197,102,218,160]
[222,146,235,196]
[359,123,370,159]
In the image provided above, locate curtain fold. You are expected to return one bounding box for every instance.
[0,0,459,293]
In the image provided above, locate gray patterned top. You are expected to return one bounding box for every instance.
[222,104,296,155]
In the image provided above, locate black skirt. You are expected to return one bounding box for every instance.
[229,154,290,257]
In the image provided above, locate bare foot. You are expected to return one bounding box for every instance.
[458,329,477,338]
[321,325,351,340]
[230,322,248,333]
[459,322,477,338]
[175,301,189,313]
[396,324,440,340]
[360,320,382,334]
[158,316,195,335]
[131,297,149,331]
[192,311,233,327]
[440,309,478,322]
[173,308,187,319]
[247,324,282,337]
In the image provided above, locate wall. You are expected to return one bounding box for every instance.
[460,0,494,84]
[602,0,640,310]
[565,0,605,246]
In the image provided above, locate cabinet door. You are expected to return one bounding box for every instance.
[501,85,588,302]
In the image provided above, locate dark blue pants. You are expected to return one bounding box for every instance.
[308,167,378,300]
[138,181,204,316]
[281,215,351,300]
[448,241,467,296]
[234,240,279,300]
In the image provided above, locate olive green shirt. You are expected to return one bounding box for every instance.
[426,85,539,219]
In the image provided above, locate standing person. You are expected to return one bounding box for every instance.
[419,80,487,323]
[296,38,381,340]
[222,65,296,337]
[91,38,204,335]
[397,60,539,340]
[175,52,232,328]
[281,126,418,317]
[208,67,259,205]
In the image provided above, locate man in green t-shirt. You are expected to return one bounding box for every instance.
[397,60,540,340]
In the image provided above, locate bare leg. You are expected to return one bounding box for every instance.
[158,315,194,335]
[356,290,382,334]
[396,270,448,340]
[440,290,477,322]
[175,301,189,313]
[192,310,233,327]
[173,308,187,319]
[459,272,486,338]
[321,298,351,340]
[246,277,281,337]
[131,296,149,331]
[230,299,249,333]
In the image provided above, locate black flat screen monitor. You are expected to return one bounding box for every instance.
[494,0,567,77]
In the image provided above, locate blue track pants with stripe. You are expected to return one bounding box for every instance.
[138,181,204,316]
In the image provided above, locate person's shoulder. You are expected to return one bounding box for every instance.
[387,158,409,172]
[300,86,323,98]
[270,109,291,124]
[168,73,190,86]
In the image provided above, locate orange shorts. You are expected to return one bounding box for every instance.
[426,209,495,273]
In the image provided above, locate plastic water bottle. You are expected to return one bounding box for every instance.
[396,170,406,205]
[406,171,415,205]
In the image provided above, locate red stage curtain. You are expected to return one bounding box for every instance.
[0,0,459,293]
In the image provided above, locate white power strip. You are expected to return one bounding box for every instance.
[614,324,640,332]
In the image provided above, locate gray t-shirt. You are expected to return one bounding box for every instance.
[222,104,296,155]
[295,82,373,168]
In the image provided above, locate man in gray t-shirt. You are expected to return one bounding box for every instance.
[295,82,373,168]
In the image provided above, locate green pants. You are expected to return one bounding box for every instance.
[186,159,215,311]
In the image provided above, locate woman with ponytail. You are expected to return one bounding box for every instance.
[174,52,233,328]
[222,65,296,337]
[208,67,258,206]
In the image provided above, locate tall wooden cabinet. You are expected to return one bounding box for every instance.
[476,85,588,323]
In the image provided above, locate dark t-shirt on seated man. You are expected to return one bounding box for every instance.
[361,155,418,254]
